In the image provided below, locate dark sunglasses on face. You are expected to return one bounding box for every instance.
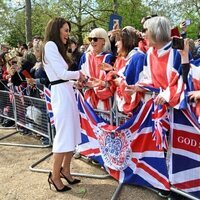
[142,28,148,33]
[11,61,17,65]
[88,37,101,42]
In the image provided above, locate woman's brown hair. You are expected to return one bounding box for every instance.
[116,26,141,57]
[43,17,73,69]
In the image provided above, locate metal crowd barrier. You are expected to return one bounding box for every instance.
[1,86,199,200]
[0,88,51,148]
[29,90,112,191]
[111,93,200,200]
[0,90,15,125]
[30,90,200,200]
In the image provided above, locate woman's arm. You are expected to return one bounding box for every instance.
[44,42,80,80]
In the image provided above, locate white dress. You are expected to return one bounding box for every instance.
[44,41,81,153]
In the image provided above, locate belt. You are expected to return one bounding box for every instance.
[50,79,69,85]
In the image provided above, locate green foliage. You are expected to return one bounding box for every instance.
[117,0,150,31]
[0,0,199,47]
[143,0,200,39]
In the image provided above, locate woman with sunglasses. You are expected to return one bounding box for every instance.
[79,27,115,113]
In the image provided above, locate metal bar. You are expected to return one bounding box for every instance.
[29,152,53,173]
[0,131,18,140]
[0,126,16,129]
[0,142,51,148]
[29,152,110,179]
[111,182,123,200]
[171,187,200,200]
[144,186,200,200]
[16,122,49,138]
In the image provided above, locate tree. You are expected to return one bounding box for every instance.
[53,0,113,45]
[143,0,200,39]
[0,1,26,46]
[25,0,32,43]
[0,0,59,46]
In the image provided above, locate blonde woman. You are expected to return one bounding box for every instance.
[79,28,115,111]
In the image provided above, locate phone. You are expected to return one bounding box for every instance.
[185,19,191,26]
[172,37,184,50]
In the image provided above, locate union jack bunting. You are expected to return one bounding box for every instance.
[169,106,200,198]
[152,104,169,150]
[77,92,170,191]
[43,87,54,126]
[187,59,200,123]
[79,51,114,111]
[15,85,25,105]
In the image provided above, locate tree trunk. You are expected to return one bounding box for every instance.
[113,0,118,14]
[25,0,32,43]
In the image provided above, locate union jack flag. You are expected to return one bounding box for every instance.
[79,51,114,111]
[169,106,200,198]
[186,59,200,123]
[77,92,170,191]
[15,85,25,105]
[152,104,169,150]
[43,87,54,126]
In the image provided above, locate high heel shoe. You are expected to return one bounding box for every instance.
[48,172,71,192]
[60,167,81,185]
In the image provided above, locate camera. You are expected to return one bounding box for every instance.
[172,37,184,50]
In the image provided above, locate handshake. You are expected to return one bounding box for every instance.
[78,71,88,84]
[75,71,89,89]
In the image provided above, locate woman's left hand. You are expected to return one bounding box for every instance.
[154,95,166,105]
[188,91,200,102]
[99,63,113,71]
[85,78,104,88]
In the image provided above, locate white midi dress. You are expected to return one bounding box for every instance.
[44,41,81,153]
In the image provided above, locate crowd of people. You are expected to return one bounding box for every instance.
[0,14,200,197]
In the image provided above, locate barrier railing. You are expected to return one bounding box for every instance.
[0,89,15,126]
[0,88,51,148]
[0,86,199,200]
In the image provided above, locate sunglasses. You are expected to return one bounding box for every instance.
[11,61,17,65]
[142,28,148,33]
[88,37,101,42]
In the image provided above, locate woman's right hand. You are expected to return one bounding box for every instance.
[124,84,145,95]
[26,78,36,85]
[10,66,17,75]
[79,71,86,82]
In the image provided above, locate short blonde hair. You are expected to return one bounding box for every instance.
[143,16,171,43]
[89,28,111,52]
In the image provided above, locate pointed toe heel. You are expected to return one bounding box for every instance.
[60,168,81,185]
[48,172,71,192]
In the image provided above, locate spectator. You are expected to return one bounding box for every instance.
[68,37,83,71]
[79,27,115,112]
[129,17,189,197]
[79,45,86,53]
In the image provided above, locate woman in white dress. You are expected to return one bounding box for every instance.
[43,17,85,192]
